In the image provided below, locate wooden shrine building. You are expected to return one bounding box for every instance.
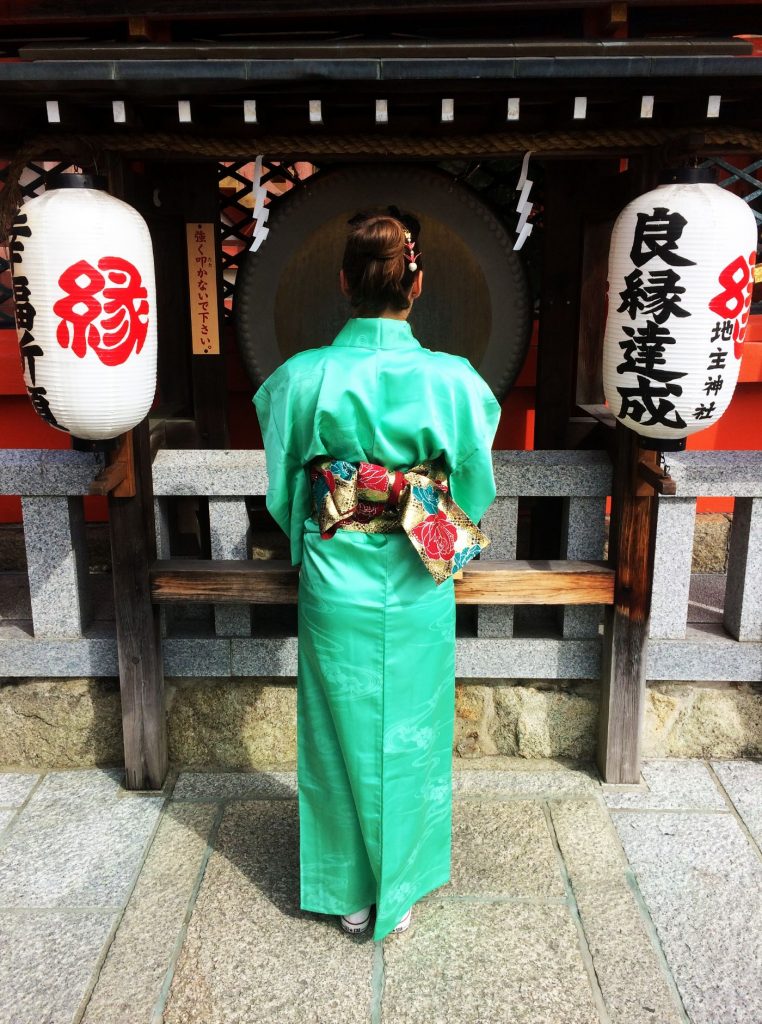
[1,0,761,787]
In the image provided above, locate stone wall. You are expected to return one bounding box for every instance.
[1,674,759,771]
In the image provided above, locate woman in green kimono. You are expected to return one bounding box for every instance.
[253,209,501,941]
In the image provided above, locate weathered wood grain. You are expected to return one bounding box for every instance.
[150,557,615,605]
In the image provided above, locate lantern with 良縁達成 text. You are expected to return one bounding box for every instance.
[602,167,758,450]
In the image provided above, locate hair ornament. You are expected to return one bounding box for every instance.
[403,229,422,272]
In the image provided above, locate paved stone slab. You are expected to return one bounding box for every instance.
[82,802,217,1024]
[382,899,600,1024]
[431,800,565,900]
[0,771,39,806]
[172,769,297,801]
[0,794,163,907]
[0,809,16,834]
[29,767,166,805]
[0,909,115,1024]
[550,799,683,1024]
[453,757,599,799]
[573,883,684,1024]
[711,759,762,848]
[601,758,727,811]
[611,809,762,1024]
[550,799,630,888]
[163,800,375,1024]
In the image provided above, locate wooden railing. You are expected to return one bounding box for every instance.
[2,436,761,787]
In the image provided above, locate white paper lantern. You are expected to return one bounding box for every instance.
[602,168,757,450]
[10,172,157,440]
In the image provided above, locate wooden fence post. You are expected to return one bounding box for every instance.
[107,416,168,790]
[597,423,659,783]
[106,153,168,790]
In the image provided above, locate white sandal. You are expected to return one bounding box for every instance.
[340,905,372,934]
[390,907,412,934]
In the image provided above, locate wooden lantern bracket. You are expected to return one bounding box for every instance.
[635,450,677,497]
[88,430,137,498]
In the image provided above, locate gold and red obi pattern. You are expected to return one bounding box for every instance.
[308,455,490,585]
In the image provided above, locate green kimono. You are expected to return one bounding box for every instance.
[253,315,501,940]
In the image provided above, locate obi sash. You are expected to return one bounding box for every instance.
[308,455,490,585]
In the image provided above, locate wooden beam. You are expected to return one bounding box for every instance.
[149,557,615,606]
[597,424,659,784]
[106,153,168,792]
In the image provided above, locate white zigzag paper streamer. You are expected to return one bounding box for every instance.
[248,154,270,252]
[513,150,534,251]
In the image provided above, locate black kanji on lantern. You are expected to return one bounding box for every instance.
[707,348,728,370]
[10,213,31,265]
[710,319,733,343]
[18,330,43,384]
[616,321,685,380]
[26,385,67,430]
[617,267,690,324]
[617,377,688,429]
[703,375,724,395]
[693,401,716,420]
[629,207,697,268]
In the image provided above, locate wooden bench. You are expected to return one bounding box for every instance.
[149,558,615,606]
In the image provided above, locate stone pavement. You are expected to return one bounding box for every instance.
[0,756,760,1024]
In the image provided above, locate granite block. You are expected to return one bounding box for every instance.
[601,758,727,811]
[649,497,697,640]
[456,637,601,679]
[22,494,91,638]
[611,809,762,1024]
[491,449,612,498]
[0,635,118,676]
[381,900,600,1024]
[230,636,299,676]
[665,450,762,498]
[162,799,375,1024]
[0,449,43,495]
[152,449,268,497]
[209,497,252,638]
[81,801,217,1024]
[560,496,607,640]
[0,910,115,1024]
[172,769,297,801]
[0,771,39,807]
[39,449,104,495]
[437,799,565,899]
[711,759,762,847]
[724,496,762,641]
[0,793,163,907]
[477,496,517,638]
[162,637,232,676]
[647,626,762,681]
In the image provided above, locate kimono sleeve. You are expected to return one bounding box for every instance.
[252,379,312,567]
[446,364,502,524]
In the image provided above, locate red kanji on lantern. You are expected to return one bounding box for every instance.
[53,256,149,366]
[708,252,756,358]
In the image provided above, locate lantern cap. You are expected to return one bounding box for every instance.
[44,171,108,191]
[638,435,688,453]
[657,166,716,186]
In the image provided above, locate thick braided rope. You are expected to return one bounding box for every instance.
[2,125,761,236]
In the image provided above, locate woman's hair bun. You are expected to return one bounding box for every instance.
[341,205,422,314]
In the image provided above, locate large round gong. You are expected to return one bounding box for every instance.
[234,164,531,400]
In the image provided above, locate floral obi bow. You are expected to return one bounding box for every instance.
[308,455,490,585]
